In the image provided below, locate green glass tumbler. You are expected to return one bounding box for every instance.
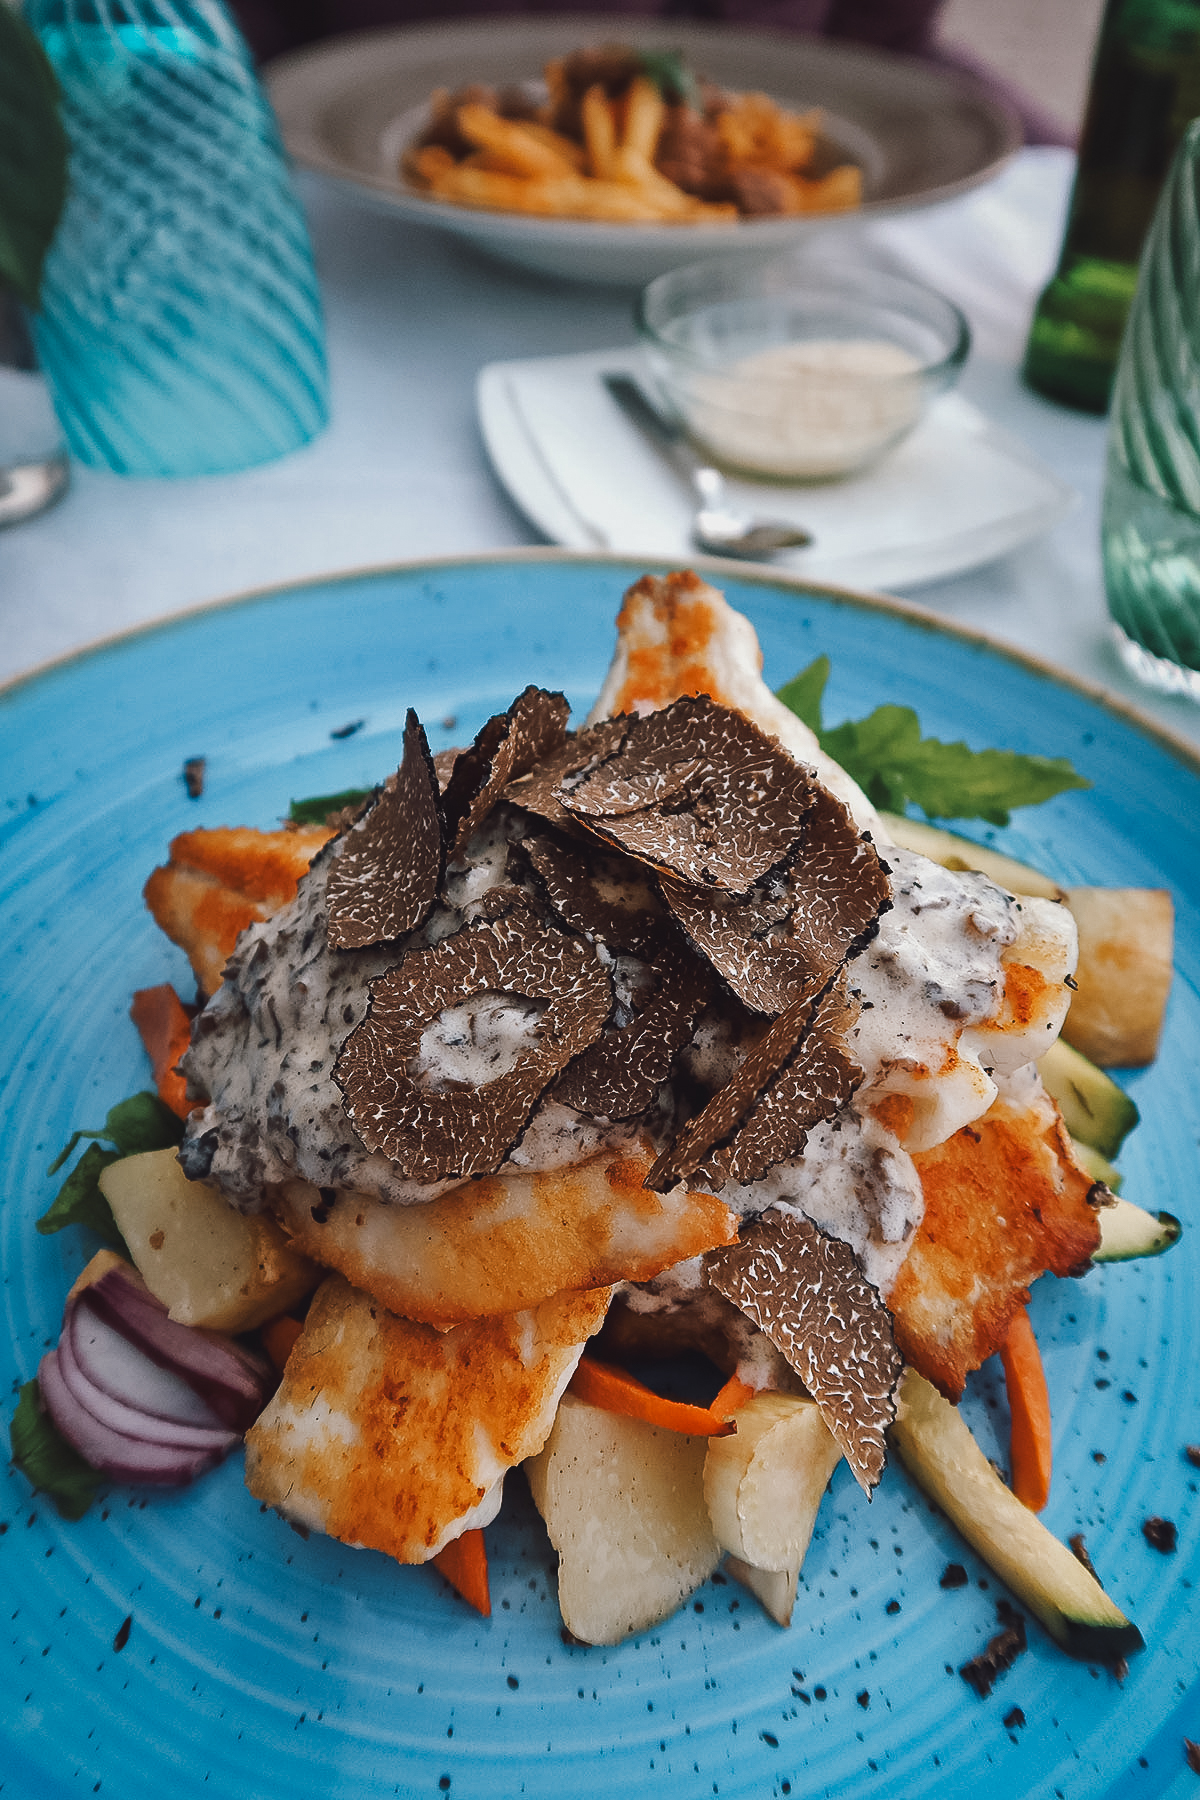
[1102,116,1200,699]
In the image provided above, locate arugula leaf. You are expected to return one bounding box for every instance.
[0,8,69,306]
[9,1380,102,1520]
[39,1093,183,1248]
[288,788,372,825]
[777,659,1089,826]
[37,1141,126,1248]
[775,656,830,736]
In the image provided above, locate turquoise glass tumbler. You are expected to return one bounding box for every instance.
[1102,117,1200,699]
[27,0,328,478]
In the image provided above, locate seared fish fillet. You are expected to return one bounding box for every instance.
[890,1074,1100,1399]
[245,1275,611,1561]
[144,824,333,997]
[269,1144,736,1327]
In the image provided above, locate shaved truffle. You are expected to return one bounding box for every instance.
[554,925,712,1120]
[562,695,818,891]
[326,710,443,950]
[524,830,665,953]
[706,1210,902,1492]
[442,687,570,857]
[335,897,612,1181]
[649,977,861,1190]
[504,715,631,831]
[662,790,889,1013]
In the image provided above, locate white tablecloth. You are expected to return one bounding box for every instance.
[3,146,1199,754]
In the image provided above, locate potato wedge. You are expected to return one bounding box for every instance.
[1060,885,1174,1066]
[525,1392,720,1644]
[99,1147,319,1332]
[703,1392,841,1572]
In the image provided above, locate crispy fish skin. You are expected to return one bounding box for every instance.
[270,1147,737,1327]
[889,1083,1101,1401]
[143,824,334,997]
[245,1275,612,1563]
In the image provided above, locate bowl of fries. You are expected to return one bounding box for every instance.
[635,256,970,479]
[267,19,1022,287]
[403,45,863,233]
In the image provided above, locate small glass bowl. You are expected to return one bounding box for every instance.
[635,256,970,481]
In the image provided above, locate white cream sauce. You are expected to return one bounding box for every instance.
[685,338,922,479]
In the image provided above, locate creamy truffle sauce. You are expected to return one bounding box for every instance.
[181,809,630,1208]
[849,850,1017,1084]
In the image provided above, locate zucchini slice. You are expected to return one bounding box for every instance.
[1069,1136,1123,1191]
[1039,1038,1139,1159]
[891,1370,1144,1664]
[1094,1196,1182,1263]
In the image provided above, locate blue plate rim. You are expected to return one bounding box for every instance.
[6,546,1200,782]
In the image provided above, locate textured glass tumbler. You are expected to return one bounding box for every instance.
[27,0,328,478]
[1102,118,1200,699]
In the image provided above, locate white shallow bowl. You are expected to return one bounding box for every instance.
[266,17,1021,287]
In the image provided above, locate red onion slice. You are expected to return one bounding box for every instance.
[38,1350,227,1487]
[57,1325,239,1454]
[67,1301,227,1429]
[79,1265,273,1432]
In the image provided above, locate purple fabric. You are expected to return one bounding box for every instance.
[234,0,1071,145]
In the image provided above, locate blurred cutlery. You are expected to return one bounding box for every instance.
[602,372,814,560]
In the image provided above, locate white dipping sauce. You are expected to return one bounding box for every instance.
[683,338,923,479]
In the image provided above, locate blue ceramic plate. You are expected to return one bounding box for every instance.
[2,554,1198,1800]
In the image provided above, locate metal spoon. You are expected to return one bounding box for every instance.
[602,373,814,560]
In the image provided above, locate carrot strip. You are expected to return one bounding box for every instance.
[569,1354,735,1436]
[432,1529,491,1617]
[130,983,195,1119]
[261,1314,305,1373]
[710,1373,756,1421]
[1000,1305,1052,1512]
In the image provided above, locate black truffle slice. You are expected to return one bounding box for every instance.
[504,715,632,831]
[648,977,860,1190]
[562,695,818,891]
[334,896,612,1181]
[524,829,665,953]
[325,710,443,951]
[705,1210,903,1493]
[661,789,890,1014]
[553,923,712,1120]
[442,687,571,858]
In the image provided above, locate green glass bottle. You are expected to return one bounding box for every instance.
[1023,0,1200,413]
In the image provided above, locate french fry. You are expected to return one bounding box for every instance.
[518,120,587,171]
[581,82,617,178]
[789,164,862,213]
[403,45,862,226]
[620,75,665,160]
[611,146,737,222]
[425,162,670,221]
[407,143,457,186]
[454,102,578,177]
[610,144,695,216]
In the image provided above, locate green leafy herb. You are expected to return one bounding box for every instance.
[777,658,1090,827]
[9,1380,102,1520]
[39,1092,184,1249]
[0,8,69,307]
[636,48,698,106]
[37,1141,126,1248]
[288,788,372,826]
